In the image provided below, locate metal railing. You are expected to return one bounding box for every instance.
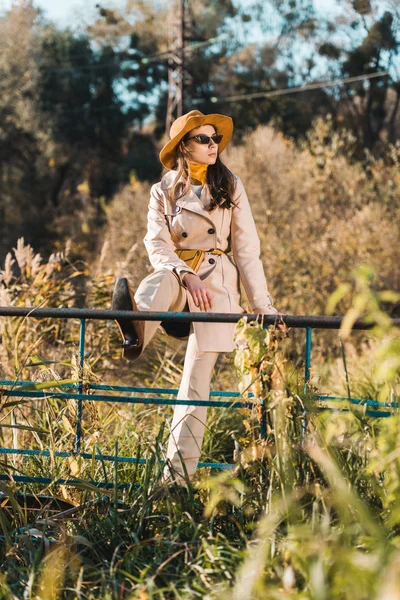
[0,307,398,488]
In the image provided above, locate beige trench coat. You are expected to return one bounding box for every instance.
[143,169,275,352]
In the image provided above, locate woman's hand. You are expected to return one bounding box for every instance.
[253,305,289,333]
[183,273,213,312]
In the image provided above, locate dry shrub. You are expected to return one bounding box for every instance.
[224,115,400,316]
[95,179,151,288]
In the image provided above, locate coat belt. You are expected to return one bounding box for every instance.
[175,248,228,272]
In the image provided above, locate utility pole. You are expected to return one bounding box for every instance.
[165,0,184,133]
[165,0,197,133]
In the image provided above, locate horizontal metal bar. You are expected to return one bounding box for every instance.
[0,448,233,469]
[0,306,396,329]
[0,474,125,488]
[2,388,394,411]
[0,381,246,398]
[318,406,392,418]
[361,409,392,418]
[0,449,229,472]
[2,386,394,412]
[0,466,235,488]
[2,389,255,408]
[0,448,147,463]
[88,384,245,397]
[1,380,77,388]
[316,395,398,409]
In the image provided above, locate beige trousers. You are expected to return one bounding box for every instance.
[134,269,220,482]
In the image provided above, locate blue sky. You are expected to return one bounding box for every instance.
[0,0,123,26]
[1,0,341,28]
[0,0,125,26]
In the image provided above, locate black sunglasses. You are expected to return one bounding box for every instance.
[185,133,223,145]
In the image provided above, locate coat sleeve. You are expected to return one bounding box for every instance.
[143,184,197,285]
[231,176,278,314]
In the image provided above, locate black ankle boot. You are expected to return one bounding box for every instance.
[112,277,144,358]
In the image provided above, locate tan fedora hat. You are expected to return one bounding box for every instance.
[159,110,233,170]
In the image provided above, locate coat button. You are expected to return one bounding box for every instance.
[208,228,215,234]
[208,258,215,265]
[182,232,188,238]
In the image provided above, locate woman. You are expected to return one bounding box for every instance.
[112,110,280,484]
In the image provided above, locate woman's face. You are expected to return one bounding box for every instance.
[183,124,219,165]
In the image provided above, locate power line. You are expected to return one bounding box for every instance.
[39,62,126,73]
[46,105,124,113]
[141,36,222,65]
[35,69,393,113]
[37,36,222,72]
[196,70,390,104]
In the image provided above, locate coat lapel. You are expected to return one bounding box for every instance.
[160,170,216,227]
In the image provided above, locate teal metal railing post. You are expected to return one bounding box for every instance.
[259,400,267,439]
[74,318,86,454]
[259,320,268,439]
[304,327,312,394]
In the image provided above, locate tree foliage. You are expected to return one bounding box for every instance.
[0,0,399,261]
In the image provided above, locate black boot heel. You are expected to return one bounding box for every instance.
[112,277,144,360]
[117,319,139,349]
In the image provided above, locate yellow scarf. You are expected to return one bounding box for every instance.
[188,162,208,185]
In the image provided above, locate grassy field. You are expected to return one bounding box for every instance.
[0,116,399,598]
[0,285,398,599]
